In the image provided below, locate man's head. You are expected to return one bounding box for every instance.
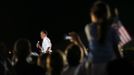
[40,30,48,39]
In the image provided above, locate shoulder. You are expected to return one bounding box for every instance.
[43,37,50,41]
[46,37,51,42]
[84,23,94,31]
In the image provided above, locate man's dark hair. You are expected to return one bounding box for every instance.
[41,29,48,35]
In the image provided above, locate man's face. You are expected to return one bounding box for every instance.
[40,32,46,39]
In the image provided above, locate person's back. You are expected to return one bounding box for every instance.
[0,42,12,75]
[10,39,45,75]
[88,22,118,63]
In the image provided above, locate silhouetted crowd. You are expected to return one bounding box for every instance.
[0,1,134,75]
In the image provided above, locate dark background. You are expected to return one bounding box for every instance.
[0,0,133,51]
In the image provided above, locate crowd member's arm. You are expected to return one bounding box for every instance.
[112,27,123,58]
[113,43,122,58]
[68,32,88,56]
[84,24,91,42]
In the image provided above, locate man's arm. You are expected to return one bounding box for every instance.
[112,26,123,58]
[46,47,50,53]
[45,39,52,53]
[38,45,42,50]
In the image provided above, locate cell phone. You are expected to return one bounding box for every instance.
[64,35,72,40]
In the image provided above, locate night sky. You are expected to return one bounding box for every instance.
[0,0,133,50]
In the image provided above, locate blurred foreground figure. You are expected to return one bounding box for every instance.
[9,39,45,75]
[0,42,12,75]
[84,1,122,75]
[62,32,91,75]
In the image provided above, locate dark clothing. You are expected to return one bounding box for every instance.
[107,58,134,75]
[88,23,119,63]
[0,56,12,75]
[10,61,45,75]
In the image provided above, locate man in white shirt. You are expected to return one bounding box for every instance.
[37,30,52,54]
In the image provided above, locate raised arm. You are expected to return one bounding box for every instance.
[68,32,88,56]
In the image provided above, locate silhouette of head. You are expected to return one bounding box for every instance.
[46,50,65,75]
[90,1,111,23]
[14,39,31,61]
[65,44,84,67]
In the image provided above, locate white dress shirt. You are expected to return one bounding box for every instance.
[41,36,52,53]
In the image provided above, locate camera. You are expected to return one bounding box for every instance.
[64,35,72,40]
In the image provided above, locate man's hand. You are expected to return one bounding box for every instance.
[46,50,50,53]
[36,41,41,49]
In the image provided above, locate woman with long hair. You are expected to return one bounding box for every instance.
[85,1,120,75]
